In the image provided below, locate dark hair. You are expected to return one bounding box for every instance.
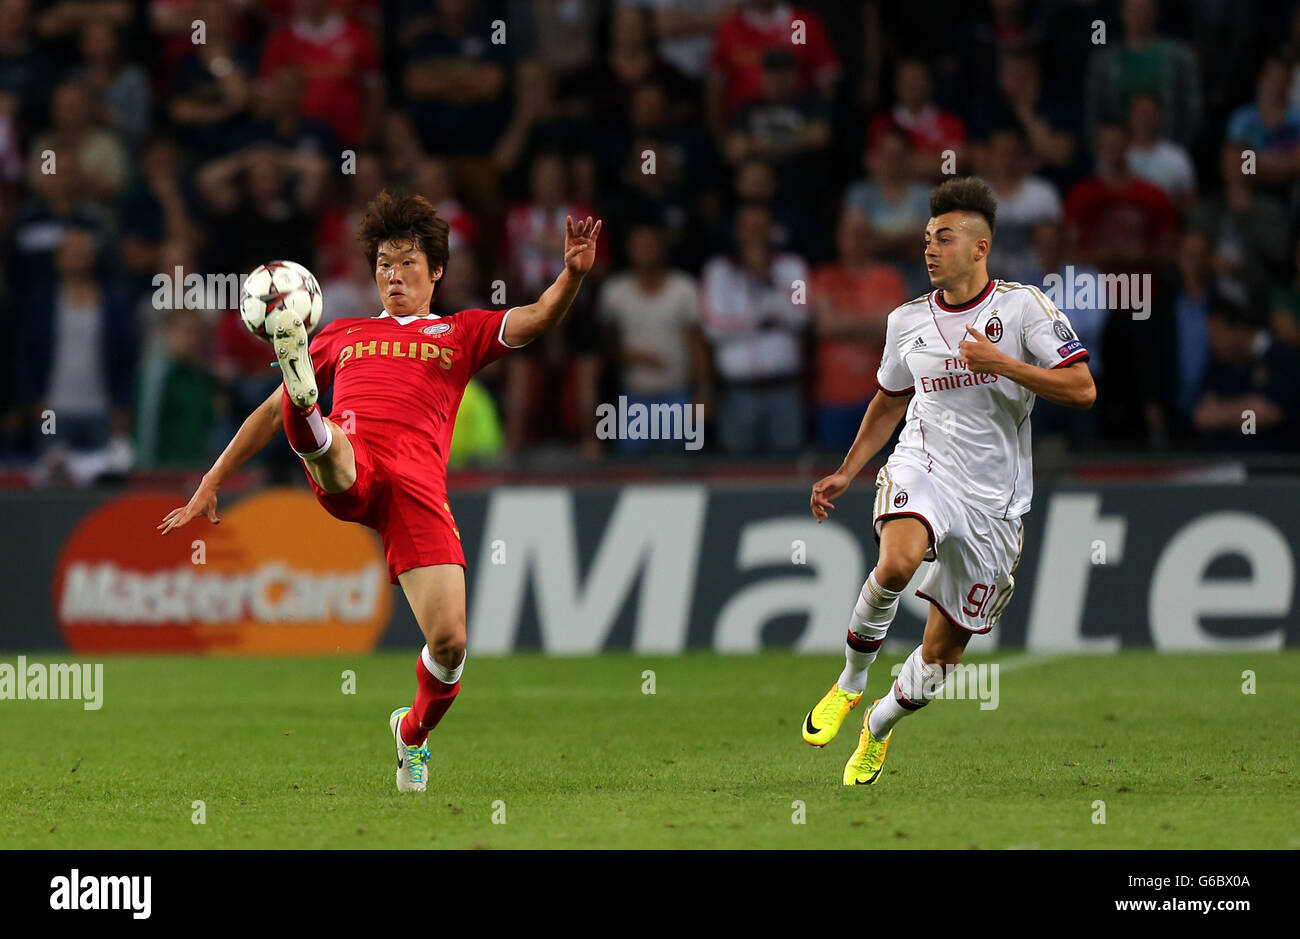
[988,122,1027,146]
[606,3,657,48]
[735,199,773,217]
[870,123,911,152]
[929,177,997,233]
[626,215,666,236]
[356,190,450,274]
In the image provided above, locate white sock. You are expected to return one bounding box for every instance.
[868,645,947,738]
[295,407,333,459]
[422,644,464,684]
[836,571,901,694]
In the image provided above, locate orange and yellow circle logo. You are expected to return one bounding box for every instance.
[53,489,391,654]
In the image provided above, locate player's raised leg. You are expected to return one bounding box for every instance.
[278,388,357,490]
[269,307,357,492]
[845,601,970,785]
[803,516,929,746]
[269,305,318,409]
[388,564,466,792]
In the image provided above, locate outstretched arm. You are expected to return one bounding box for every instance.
[157,385,285,534]
[502,215,602,347]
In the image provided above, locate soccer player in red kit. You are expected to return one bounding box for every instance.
[159,192,602,792]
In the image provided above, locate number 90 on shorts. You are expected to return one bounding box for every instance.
[873,461,1023,634]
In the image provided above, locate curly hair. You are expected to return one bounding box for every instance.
[929,177,997,234]
[356,189,451,274]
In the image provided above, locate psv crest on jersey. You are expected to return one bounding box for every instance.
[422,322,452,336]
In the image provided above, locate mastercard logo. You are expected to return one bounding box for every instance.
[52,489,391,655]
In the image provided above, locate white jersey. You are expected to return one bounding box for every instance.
[875,279,1090,520]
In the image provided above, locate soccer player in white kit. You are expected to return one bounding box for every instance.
[802,178,1096,785]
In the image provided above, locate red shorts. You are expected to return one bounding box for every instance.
[303,432,465,584]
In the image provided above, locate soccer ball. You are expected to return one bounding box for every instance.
[239,260,323,340]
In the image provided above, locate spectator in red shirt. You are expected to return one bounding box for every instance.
[706,0,838,144]
[865,58,967,179]
[1066,119,1179,447]
[1065,119,1178,273]
[259,0,382,149]
[811,207,905,449]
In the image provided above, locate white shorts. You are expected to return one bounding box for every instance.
[872,461,1024,634]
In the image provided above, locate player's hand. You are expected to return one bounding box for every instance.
[157,480,220,535]
[958,324,1007,375]
[811,472,851,522]
[564,215,602,277]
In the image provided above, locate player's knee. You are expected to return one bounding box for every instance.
[428,623,466,668]
[307,451,357,494]
[431,641,465,670]
[922,640,962,667]
[921,628,967,666]
[874,554,920,592]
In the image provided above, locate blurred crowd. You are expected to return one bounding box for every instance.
[2,0,1300,484]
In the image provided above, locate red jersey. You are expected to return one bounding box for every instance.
[1063,176,1177,266]
[708,5,839,117]
[259,15,381,147]
[865,106,967,159]
[309,308,518,490]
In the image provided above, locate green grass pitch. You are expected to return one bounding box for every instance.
[1,651,1295,849]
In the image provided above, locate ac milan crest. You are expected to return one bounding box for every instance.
[985,315,1003,342]
[893,491,909,508]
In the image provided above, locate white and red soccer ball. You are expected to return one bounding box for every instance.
[239,260,323,339]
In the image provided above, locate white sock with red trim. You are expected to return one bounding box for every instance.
[836,571,900,694]
[867,645,947,739]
